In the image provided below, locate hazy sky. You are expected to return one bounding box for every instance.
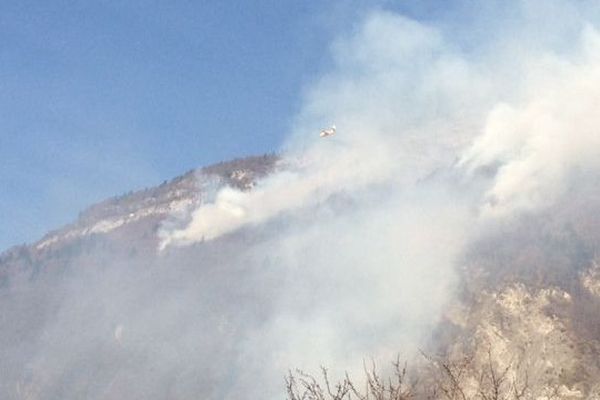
[1,0,592,250]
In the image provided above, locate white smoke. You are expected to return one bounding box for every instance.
[160,11,487,248]
[460,25,600,216]
[226,185,472,399]
[158,137,395,248]
[154,8,600,395]
[155,12,489,397]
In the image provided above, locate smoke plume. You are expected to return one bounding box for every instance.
[156,5,600,396]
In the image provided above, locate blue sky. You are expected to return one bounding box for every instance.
[0,0,573,251]
[0,0,338,250]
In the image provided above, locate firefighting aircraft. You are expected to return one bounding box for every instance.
[319,125,336,138]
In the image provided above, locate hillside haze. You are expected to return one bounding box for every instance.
[1,155,287,399]
[3,152,600,399]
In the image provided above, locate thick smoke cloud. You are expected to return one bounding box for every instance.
[157,5,600,397]
[461,26,600,216]
[160,11,484,247]
[7,2,600,399]
[156,14,484,394]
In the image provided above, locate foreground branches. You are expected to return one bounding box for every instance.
[285,348,561,400]
[286,356,412,400]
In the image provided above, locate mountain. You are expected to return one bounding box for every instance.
[1,154,600,400]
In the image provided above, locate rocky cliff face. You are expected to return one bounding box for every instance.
[441,275,600,399]
[434,193,600,399]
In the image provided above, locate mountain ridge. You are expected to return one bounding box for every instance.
[1,154,279,259]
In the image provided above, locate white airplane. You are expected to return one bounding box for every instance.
[319,124,336,138]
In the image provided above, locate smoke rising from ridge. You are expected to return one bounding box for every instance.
[162,5,600,245]
[5,2,600,399]
[156,6,600,396]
